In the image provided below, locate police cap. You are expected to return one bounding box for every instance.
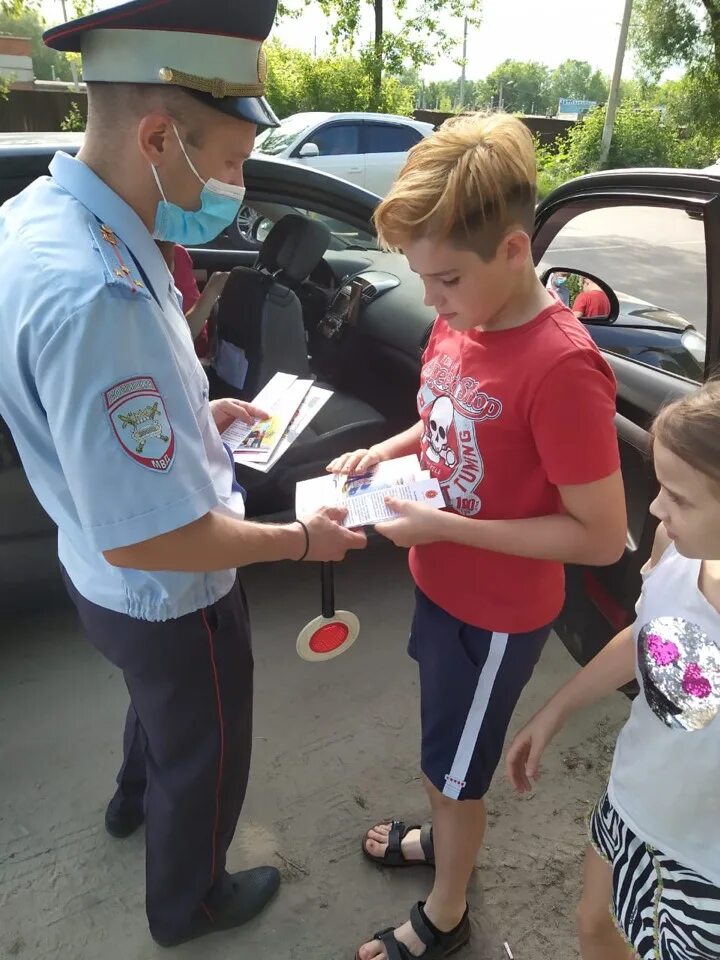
[43,0,280,127]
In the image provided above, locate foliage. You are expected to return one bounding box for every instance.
[0,7,73,80]
[307,0,482,109]
[630,0,720,77]
[535,101,720,201]
[567,105,682,170]
[629,0,720,152]
[483,59,552,113]
[265,38,414,116]
[1,0,36,15]
[60,99,85,131]
[546,59,609,109]
[419,60,612,115]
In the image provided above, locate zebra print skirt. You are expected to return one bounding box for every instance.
[589,791,720,959]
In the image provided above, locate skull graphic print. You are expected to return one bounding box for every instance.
[418,353,502,517]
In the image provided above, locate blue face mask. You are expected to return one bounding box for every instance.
[151,126,246,246]
[554,276,567,287]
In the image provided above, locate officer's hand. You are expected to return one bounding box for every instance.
[326,447,386,476]
[210,398,270,434]
[301,507,367,561]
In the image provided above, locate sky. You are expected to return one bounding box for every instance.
[40,0,640,83]
[274,0,639,81]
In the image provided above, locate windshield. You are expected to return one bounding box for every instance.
[255,206,378,251]
[254,115,316,156]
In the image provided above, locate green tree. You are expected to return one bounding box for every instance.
[565,105,681,169]
[310,0,482,111]
[484,59,551,113]
[631,0,720,144]
[548,59,609,109]
[631,0,720,78]
[0,7,73,80]
[536,103,696,199]
[265,38,414,117]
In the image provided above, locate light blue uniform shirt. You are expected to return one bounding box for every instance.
[0,152,245,620]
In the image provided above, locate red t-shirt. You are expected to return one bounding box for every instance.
[410,303,620,633]
[573,288,611,318]
[172,245,207,357]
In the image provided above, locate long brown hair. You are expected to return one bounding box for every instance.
[652,380,720,488]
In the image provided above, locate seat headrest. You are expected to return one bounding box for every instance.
[256,213,331,283]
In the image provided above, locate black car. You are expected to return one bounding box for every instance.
[1,136,717,672]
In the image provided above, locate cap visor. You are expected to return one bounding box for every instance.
[186,91,279,127]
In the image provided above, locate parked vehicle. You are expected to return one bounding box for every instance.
[253,112,433,195]
[0,137,716,681]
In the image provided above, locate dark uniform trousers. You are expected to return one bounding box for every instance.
[62,569,253,942]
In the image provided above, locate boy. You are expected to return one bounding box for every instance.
[328,113,627,960]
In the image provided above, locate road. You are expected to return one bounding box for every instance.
[537,205,708,335]
[0,544,629,960]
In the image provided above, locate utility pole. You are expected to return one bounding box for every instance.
[459,16,468,110]
[60,0,81,90]
[599,0,634,168]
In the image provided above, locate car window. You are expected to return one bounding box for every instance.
[254,115,315,156]
[214,200,378,252]
[534,203,708,383]
[302,123,362,157]
[364,123,423,154]
[257,207,377,250]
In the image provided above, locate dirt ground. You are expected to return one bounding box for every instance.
[0,543,629,960]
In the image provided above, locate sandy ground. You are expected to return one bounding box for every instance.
[0,543,629,960]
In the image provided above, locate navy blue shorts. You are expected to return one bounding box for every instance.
[408,589,551,801]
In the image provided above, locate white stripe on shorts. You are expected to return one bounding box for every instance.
[442,631,509,800]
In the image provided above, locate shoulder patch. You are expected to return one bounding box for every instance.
[104,376,175,473]
[88,221,152,300]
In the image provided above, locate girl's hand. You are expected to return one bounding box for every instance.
[505,705,565,793]
[210,398,269,435]
[374,497,445,548]
[326,447,386,476]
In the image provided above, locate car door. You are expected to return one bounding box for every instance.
[362,121,424,196]
[532,171,720,665]
[291,121,366,189]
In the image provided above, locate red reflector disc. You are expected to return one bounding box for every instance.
[309,622,350,654]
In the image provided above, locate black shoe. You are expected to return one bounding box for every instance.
[152,866,281,948]
[104,800,144,839]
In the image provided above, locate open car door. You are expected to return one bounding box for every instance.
[533,169,720,665]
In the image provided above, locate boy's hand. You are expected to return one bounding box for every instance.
[374,497,445,548]
[505,705,564,794]
[326,446,386,476]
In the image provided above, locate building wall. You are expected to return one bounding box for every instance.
[0,55,34,83]
[0,36,34,84]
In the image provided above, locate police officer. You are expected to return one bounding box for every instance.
[0,0,366,948]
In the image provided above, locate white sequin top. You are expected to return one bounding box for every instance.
[609,543,720,884]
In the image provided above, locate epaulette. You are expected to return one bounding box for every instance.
[88,219,152,301]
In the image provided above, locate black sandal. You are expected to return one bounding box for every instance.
[356,901,470,960]
[361,820,435,868]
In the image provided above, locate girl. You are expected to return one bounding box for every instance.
[507,380,720,960]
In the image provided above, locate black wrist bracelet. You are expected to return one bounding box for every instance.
[295,519,310,561]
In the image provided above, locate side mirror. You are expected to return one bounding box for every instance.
[541,268,618,324]
[298,142,320,159]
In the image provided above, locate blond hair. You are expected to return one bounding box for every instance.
[652,380,720,490]
[374,112,537,261]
